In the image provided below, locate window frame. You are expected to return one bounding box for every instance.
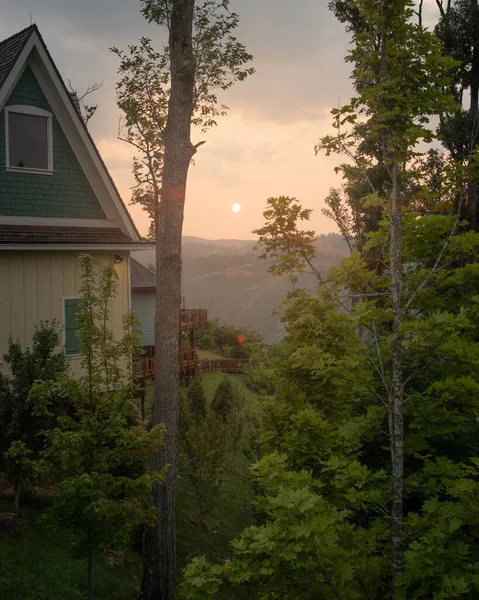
[62,296,82,357]
[4,104,54,175]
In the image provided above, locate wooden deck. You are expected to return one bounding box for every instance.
[180,309,207,331]
[135,308,249,382]
[198,358,249,374]
[136,347,249,381]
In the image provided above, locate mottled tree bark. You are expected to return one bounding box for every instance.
[87,528,93,600]
[379,1,404,595]
[13,481,21,515]
[469,0,479,227]
[140,1,196,599]
[389,163,404,597]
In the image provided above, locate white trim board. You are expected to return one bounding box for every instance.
[4,103,54,172]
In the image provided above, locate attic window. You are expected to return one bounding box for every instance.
[5,105,53,174]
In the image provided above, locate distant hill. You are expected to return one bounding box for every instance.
[133,233,348,342]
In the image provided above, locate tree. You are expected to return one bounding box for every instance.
[322,5,457,590]
[0,321,69,514]
[179,412,227,526]
[182,203,479,599]
[32,255,165,600]
[196,317,264,358]
[228,384,247,468]
[211,376,233,423]
[435,0,479,224]
[186,376,206,421]
[67,79,105,125]
[182,3,478,598]
[113,3,253,597]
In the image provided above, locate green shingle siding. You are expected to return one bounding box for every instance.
[0,65,106,219]
[64,297,81,355]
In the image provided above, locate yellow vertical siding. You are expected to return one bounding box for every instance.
[0,251,129,377]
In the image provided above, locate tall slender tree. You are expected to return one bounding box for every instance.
[113,2,253,598]
[320,1,456,589]
[259,2,457,593]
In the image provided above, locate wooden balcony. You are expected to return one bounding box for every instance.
[136,346,200,380]
[180,309,207,331]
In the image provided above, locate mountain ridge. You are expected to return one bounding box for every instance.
[133,233,347,341]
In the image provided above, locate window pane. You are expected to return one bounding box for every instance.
[64,298,81,355]
[8,112,48,170]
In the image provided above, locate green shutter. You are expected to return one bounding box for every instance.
[64,298,81,355]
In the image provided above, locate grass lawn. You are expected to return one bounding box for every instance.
[0,498,141,600]
[200,372,259,413]
[177,373,260,571]
[0,373,260,599]
[197,349,225,360]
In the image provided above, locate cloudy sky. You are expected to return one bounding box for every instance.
[1,0,439,239]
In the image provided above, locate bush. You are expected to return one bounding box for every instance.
[244,362,278,395]
[179,414,228,524]
[186,377,207,421]
[211,376,234,422]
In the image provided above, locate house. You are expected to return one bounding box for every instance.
[131,258,157,347]
[0,25,152,376]
[130,257,208,382]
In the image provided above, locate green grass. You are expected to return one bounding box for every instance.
[177,373,260,570]
[0,498,141,600]
[197,349,225,360]
[0,373,260,599]
[200,372,259,412]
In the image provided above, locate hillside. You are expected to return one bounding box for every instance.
[133,233,348,341]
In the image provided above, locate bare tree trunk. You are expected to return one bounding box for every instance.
[13,480,21,515]
[141,2,197,599]
[378,1,405,594]
[389,163,404,597]
[87,528,94,600]
[469,0,479,227]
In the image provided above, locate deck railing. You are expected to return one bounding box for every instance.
[198,358,249,374]
[179,309,208,331]
[136,346,200,379]
[136,346,249,379]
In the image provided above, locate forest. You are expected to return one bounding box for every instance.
[2,0,479,599]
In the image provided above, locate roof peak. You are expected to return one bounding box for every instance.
[0,24,36,47]
[0,24,37,90]
[0,24,142,243]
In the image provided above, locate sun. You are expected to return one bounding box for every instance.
[232,203,241,213]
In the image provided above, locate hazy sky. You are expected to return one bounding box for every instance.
[1,0,439,239]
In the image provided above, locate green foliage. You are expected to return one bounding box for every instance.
[196,317,264,359]
[228,385,248,468]
[0,321,69,446]
[253,196,317,281]
[181,454,384,600]
[243,361,278,396]
[186,377,207,421]
[0,499,142,600]
[32,255,165,596]
[211,376,234,423]
[435,0,479,162]
[0,321,69,512]
[179,408,228,524]
[112,0,254,237]
[182,3,479,598]
[183,212,479,597]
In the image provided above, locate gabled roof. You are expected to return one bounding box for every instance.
[131,258,156,291]
[0,25,147,247]
[0,224,135,245]
[0,26,35,89]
